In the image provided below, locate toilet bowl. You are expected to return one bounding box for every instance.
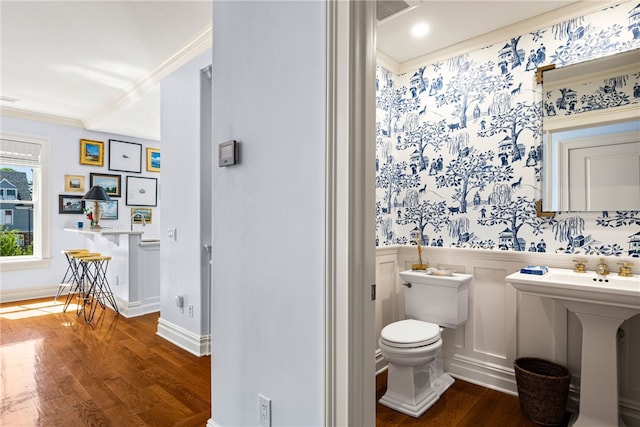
[379,270,472,418]
[378,319,444,417]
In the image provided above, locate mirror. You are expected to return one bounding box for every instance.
[541,49,640,212]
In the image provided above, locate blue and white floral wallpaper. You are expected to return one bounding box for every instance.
[375,1,640,256]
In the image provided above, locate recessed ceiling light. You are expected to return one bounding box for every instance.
[411,22,429,38]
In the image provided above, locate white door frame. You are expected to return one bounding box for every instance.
[324,1,377,425]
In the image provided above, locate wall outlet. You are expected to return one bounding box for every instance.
[258,394,271,427]
[188,304,193,317]
[167,227,177,241]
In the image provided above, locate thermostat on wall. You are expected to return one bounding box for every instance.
[218,140,239,167]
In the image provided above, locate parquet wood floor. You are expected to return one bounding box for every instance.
[0,298,210,427]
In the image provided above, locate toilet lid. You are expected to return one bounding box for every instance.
[380,319,440,348]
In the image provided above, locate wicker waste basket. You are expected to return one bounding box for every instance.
[514,357,570,426]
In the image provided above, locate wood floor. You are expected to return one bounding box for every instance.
[1,297,569,426]
[0,297,211,426]
[376,370,571,427]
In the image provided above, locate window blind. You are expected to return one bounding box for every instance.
[0,138,41,167]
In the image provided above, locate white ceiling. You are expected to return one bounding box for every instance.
[0,1,600,142]
[0,0,212,141]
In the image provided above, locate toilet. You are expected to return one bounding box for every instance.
[379,269,473,418]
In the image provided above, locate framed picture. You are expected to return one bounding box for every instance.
[131,207,152,224]
[89,173,121,197]
[126,176,157,206]
[64,174,85,193]
[79,139,104,166]
[146,147,160,172]
[85,200,118,220]
[109,139,142,173]
[58,195,84,214]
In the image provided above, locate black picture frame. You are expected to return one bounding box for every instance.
[126,176,157,207]
[89,172,121,197]
[58,195,84,214]
[108,139,142,173]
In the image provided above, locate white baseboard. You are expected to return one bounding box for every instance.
[206,419,219,427]
[114,296,160,318]
[444,353,519,396]
[0,284,57,303]
[156,316,211,357]
[375,348,386,373]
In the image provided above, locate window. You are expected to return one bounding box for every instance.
[2,209,13,225]
[0,188,18,200]
[0,133,50,269]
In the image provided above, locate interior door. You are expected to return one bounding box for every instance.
[568,141,640,211]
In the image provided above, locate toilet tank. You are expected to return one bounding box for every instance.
[399,270,472,328]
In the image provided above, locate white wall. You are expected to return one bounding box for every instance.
[158,50,212,353]
[0,116,160,299]
[210,2,325,426]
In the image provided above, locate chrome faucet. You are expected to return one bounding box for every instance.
[131,212,146,231]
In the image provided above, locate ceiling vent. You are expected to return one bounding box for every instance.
[377,1,409,21]
[377,0,420,22]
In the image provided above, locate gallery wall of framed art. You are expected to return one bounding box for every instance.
[57,138,160,226]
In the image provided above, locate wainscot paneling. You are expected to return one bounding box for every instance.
[376,245,640,425]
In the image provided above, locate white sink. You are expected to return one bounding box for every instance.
[506,268,640,426]
[507,268,639,314]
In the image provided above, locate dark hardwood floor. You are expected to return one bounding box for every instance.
[376,370,571,427]
[0,297,210,426]
[1,297,569,426]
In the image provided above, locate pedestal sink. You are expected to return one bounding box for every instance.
[506,268,640,427]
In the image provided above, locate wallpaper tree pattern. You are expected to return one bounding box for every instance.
[376,1,640,256]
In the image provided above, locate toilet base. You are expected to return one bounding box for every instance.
[379,362,440,418]
[379,365,455,418]
[379,389,439,418]
[432,372,455,396]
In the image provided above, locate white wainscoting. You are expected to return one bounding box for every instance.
[121,240,161,317]
[375,246,640,425]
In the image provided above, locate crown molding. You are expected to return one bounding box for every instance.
[0,107,84,129]
[387,0,624,75]
[83,24,213,130]
[375,51,401,74]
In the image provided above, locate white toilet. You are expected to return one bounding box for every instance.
[379,269,472,418]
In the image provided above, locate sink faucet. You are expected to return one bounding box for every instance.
[131,212,146,231]
[596,258,609,277]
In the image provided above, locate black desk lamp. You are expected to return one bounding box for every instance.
[82,185,111,229]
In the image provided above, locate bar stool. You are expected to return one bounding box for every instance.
[55,249,88,302]
[77,255,118,323]
[63,252,101,313]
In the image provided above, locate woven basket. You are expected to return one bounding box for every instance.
[514,357,570,426]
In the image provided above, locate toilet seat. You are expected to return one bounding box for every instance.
[380,319,440,348]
